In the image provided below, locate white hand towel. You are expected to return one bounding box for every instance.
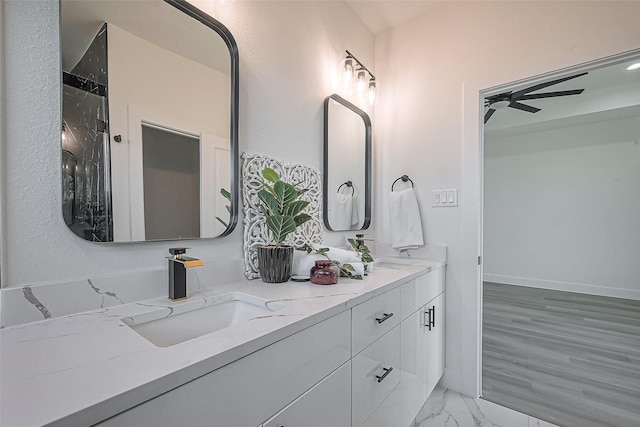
[331,193,354,230]
[389,188,424,250]
[351,195,359,226]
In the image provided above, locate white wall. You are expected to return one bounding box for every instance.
[484,114,640,299]
[0,0,374,289]
[374,1,640,397]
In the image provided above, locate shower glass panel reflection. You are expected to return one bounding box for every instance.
[61,22,113,242]
[141,124,200,240]
[62,84,113,242]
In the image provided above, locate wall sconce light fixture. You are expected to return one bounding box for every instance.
[343,50,377,105]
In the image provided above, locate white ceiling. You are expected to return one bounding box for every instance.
[345,0,444,34]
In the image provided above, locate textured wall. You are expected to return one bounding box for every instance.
[0,0,374,288]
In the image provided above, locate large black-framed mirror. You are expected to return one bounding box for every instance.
[323,94,371,231]
[60,0,239,242]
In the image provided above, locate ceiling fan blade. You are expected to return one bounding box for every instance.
[484,108,496,123]
[508,101,541,113]
[510,72,588,98]
[517,89,585,101]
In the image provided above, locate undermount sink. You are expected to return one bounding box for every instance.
[374,261,416,270]
[374,257,431,271]
[124,292,284,347]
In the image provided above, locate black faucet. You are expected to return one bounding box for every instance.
[167,248,203,301]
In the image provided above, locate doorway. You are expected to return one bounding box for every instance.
[480,53,640,427]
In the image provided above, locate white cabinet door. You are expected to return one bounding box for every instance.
[399,307,428,427]
[352,325,401,427]
[262,362,351,427]
[425,292,445,397]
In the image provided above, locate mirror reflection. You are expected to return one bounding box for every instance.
[323,94,371,231]
[60,0,237,242]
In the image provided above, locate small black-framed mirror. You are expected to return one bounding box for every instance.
[60,0,239,242]
[323,94,371,231]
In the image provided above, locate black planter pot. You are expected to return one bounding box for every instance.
[257,245,294,283]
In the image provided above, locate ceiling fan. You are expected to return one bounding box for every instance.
[484,72,588,124]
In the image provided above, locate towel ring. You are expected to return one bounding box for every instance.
[391,175,414,191]
[337,181,355,196]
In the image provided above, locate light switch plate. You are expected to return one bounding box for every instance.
[433,188,458,207]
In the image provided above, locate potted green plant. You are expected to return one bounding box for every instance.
[257,167,312,282]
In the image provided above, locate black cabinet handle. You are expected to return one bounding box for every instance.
[375,312,394,324]
[376,367,393,383]
[425,305,436,331]
[431,305,436,328]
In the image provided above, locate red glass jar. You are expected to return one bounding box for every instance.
[310,260,339,285]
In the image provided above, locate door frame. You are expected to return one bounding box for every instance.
[462,48,640,398]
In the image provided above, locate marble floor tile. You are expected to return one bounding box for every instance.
[415,386,559,427]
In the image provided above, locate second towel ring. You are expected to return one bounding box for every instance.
[337,181,355,196]
[391,175,414,191]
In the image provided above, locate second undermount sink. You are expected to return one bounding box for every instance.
[374,257,431,271]
[124,292,284,347]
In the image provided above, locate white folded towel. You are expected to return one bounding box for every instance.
[331,193,354,230]
[351,195,359,226]
[389,188,424,250]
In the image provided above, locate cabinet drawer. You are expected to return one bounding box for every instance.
[352,325,400,427]
[262,362,351,427]
[400,267,445,320]
[362,384,401,427]
[352,286,401,355]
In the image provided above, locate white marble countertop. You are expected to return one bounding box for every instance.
[0,258,445,427]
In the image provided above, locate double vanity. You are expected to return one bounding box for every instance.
[0,258,445,427]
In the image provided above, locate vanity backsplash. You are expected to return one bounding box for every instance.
[0,259,245,328]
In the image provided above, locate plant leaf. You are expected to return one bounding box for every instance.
[284,200,310,217]
[215,216,228,227]
[219,188,231,201]
[343,263,355,272]
[266,215,296,244]
[294,213,312,227]
[258,189,278,216]
[262,168,280,184]
[361,253,374,263]
[297,244,313,253]
[274,181,298,213]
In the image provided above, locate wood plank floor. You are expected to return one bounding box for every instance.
[482,282,640,427]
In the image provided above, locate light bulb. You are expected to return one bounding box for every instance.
[344,58,354,83]
[356,69,366,92]
[626,62,640,71]
[368,79,377,105]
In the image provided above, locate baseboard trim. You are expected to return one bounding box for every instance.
[483,274,640,301]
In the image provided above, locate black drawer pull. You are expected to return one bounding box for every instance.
[376,367,393,383]
[375,312,394,324]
